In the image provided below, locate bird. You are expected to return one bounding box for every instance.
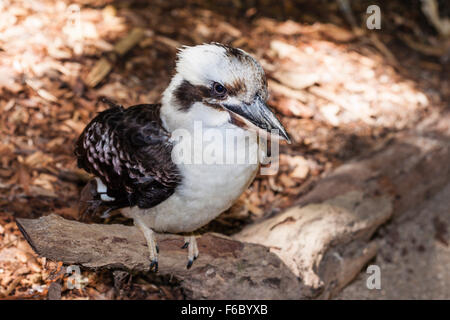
[75,43,290,272]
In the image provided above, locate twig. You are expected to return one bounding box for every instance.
[85,28,145,87]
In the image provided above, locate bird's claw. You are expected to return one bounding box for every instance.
[149,259,158,273]
[183,236,199,269]
[186,253,198,269]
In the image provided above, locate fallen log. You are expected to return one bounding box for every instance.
[15,214,305,300]
[235,112,450,299]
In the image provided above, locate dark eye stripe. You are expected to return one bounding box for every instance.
[174,80,210,111]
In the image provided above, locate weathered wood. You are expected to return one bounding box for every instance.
[16,214,305,300]
[235,191,392,298]
[235,112,450,299]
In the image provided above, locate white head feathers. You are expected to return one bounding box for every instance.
[174,43,266,99]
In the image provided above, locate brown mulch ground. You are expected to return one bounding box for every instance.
[0,0,448,299]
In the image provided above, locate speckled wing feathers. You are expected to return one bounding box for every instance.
[75,103,181,210]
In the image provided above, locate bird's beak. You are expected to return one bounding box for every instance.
[223,96,291,143]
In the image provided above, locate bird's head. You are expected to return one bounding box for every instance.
[161,43,290,143]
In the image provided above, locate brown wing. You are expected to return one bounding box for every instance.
[75,103,181,210]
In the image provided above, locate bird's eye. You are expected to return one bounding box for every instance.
[212,82,227,97]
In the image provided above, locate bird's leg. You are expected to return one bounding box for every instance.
[133,216,158,272]
[182,235,199,269]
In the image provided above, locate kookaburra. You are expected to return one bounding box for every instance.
[75,43,290,271]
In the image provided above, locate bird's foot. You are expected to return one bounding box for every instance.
[133,216,159,273]
[182,236,199,269]
[147,233,159,273]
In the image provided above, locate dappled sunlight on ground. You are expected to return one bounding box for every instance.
[0,0,447,299]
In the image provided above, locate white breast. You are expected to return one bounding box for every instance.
[121,124,262,233]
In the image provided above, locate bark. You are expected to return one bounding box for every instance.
[16,214,305,299]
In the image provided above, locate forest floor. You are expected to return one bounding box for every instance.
[0,0,448,299]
